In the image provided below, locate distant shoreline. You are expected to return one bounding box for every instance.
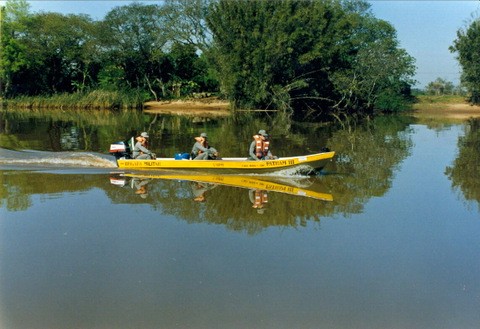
[412,96,480,120]
[143,96,480,120]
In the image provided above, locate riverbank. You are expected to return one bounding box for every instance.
[143,97,230,116]
[411,95,480,120]
[2,90,144,110]
[144,95,480,121]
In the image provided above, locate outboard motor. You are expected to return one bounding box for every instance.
[109,141,132,160]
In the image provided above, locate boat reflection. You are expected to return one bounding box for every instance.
[109,172,334,203]
[0,168,335,232]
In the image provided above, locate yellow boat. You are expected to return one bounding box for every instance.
[119,172,333,201]
[110,141,334,174]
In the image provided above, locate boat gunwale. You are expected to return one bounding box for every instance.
[115,151,335,173]
[119,151,335,163]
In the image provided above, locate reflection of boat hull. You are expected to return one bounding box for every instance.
[122,173,333,201]
[115,152,335,174]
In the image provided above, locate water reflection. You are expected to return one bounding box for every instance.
[323,115,414,215]
[1,169,337,230]
[3,114,480,328]
[106,172,335,233]
[190,181,217,202]
[446,118,480,208]
[1,112,426,225]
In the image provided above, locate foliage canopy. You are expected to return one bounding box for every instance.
[206,0,415,118]
[1,0,416,118]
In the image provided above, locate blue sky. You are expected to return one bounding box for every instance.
[370,1,479,88]
[8,1,480,88]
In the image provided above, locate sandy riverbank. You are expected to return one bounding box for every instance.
[411,101,480,120]
[143,98,230,116]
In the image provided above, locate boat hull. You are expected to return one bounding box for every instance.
[115,151,335,174]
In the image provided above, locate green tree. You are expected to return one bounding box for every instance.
[98,3,171,99]
[451,19,480,103]
[168,42,215,96]
[1,7,98,96]
[0,0,31,96]
[330,16,416,114]
[425,77,455,95]
[162,0,213,52]
[206,0,415,118]
[207,0,319,110]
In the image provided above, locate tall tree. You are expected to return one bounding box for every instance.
[12,12,97,95]
[0,0,31,96]
[169,42,210,96]
[0,0,98,97]
[98,3,170,98]
[206,0,415,117]
[162,0,212,52]
[330,15,416,113]
[451,19,480,103]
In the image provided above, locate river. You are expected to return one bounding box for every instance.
[1,108,479,329]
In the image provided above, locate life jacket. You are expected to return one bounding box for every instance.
[253,190,268,207]
[253,135,270,159]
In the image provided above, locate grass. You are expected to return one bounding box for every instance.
[415,94,468,104]
[3,90,147,110]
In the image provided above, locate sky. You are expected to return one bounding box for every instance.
[4,0,480,88]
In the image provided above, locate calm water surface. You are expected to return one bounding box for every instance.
[1,110,479,329]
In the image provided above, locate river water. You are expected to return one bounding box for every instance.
[1,109,479,329]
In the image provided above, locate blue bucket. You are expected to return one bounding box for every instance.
[174,153,190,160]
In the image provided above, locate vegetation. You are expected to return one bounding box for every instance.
[451,18,480,103]
[3,90,146,110]
[415,94,466,105]
[1,0,416,119]
[423,77,466,96]
[0,0,216,108]
[206,0,415,118]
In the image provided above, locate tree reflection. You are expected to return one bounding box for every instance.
[322,116,413,216]
[446,118,480,208]
[105,173,337,234]
[1,113,415,232]
[0,171,108,211]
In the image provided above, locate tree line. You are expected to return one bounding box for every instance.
[422,78,466,96]
[1,0,417,119]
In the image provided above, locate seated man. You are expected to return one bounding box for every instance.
[191,133,219,160]
[249,129,277,160]
[132,132,155,159]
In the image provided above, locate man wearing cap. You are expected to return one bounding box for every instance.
[133,132,154,159]
[249,129,276,160]
[191,132,219,160]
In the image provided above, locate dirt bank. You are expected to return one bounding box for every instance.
[143,97,230,117]
[411,101,480,120]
